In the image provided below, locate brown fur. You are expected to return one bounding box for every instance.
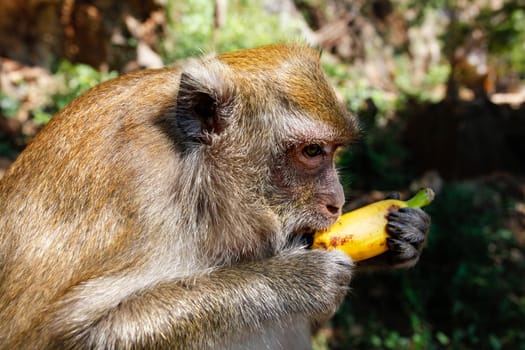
[0,43,432,350]
[0,44,358,349]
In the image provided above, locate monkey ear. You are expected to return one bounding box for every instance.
[174,72,230,146]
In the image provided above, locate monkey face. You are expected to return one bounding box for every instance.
[267,140,346,238]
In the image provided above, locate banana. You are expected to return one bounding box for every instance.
[311,188,434,262]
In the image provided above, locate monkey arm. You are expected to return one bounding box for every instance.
[47,249,352,349]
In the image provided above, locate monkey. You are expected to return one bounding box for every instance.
[0,43,430,349]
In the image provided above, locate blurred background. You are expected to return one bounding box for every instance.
[0,0,524,348]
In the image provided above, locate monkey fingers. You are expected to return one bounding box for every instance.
[387,207,429,246]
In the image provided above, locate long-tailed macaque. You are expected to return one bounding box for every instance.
[0,44,429,349]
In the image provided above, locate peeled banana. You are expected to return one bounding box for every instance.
[311,188,434,262]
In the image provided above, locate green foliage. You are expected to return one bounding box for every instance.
[32,61,117,125]
[393,56,450,102]
[163,0,304,60]
[420,184,525,348]
[214,1,304,53]
[335,97,413,192]
[163,0,215,60]
[330,182,525,349]
[338,127,412,192]
[0,140,17,159]
[55,61,117,107]
[0,93,21,157]
[487,6,525,74]
[323,60,419,192]
[0,92,21,119]
[323,59,402,118]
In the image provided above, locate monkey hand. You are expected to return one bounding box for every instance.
[357,207,430,269]
[276,248,353,323]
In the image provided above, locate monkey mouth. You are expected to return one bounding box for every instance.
[290,227,317,247]
[293,231,318,248]
[291,218,333,236]
[288,215,335,246]
[291,225,315,236]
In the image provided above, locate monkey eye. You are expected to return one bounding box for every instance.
[302,144,324,158]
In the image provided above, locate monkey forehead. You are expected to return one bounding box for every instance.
[217,43,358,141]
[278,72,357,141]
[280,112,357,145]
[277,67,358,143]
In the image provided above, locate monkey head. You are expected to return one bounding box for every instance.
[172,44,358,251]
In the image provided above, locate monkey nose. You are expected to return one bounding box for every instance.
[321,196,343,220]
[322,185,345,219]
[319,203,342,226]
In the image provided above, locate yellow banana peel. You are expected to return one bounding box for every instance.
[311,188,434,262]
